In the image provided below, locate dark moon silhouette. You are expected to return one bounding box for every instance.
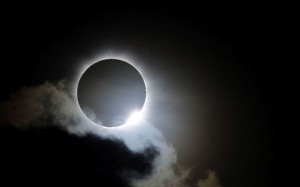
[77,59,146,127]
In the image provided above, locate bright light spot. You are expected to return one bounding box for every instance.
[126,111,143,125]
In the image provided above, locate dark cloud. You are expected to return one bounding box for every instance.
[197,171,222,187]
[0,123,158,186]
[0,81,222,187]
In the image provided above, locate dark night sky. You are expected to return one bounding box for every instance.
[1,5,276,187]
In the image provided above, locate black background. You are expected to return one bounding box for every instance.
[1,4,277,187]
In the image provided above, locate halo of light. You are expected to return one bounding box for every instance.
[74,52,149,129]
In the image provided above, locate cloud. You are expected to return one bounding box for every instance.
[0,124,157,186]
[0,81,222,187]
[197,171,222,187]
[0,81,80,129]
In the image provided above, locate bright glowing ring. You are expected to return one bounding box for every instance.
[74,53,149,129]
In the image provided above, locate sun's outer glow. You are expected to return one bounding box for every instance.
[74,51,149,129]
